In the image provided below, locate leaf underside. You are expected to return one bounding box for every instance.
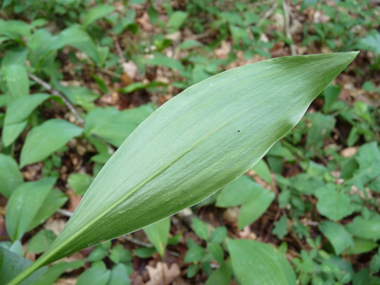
[30,52,358,267]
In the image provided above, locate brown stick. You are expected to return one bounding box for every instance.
[28,73,85,125]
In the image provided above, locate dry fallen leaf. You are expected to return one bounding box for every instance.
[146,262,180,285]
[121,72,133,87]
[54,278,77,285]
[215,40,231,59]
[66,193,82,213]
[44,219,67,236]
[55,252,85,264]
[223,207,239,224]
[122,61,139,81]
[136,12,153,32]
[340,147,358,158]
[239,226,257,240]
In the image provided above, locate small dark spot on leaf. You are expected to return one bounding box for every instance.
[238,130,240,132]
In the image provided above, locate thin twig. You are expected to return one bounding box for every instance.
[28,73,85,125]
[56,208,74,217]
[258,2,278,25]
[99,68,121,78]
[120,234,152,247]
[113,36,126,63]
[283,1,297,56]
[56,209,157,248]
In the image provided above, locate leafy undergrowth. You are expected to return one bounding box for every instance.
[0,0,380,284]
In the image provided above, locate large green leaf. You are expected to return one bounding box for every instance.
[6,178,56,241]
[227,239,296,285]
[20,119,83,167]
[9,53,357,283]
[0,154,23,197]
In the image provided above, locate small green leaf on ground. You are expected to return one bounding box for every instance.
[185,239,206,263]
[346,216,380,240]
[20,119,83,167]
[27,230,56,254]
[193,218,209,240]
[82,5,115,28]
[273,216,289,239]
[68,173,93,195]
[0,154,23,197]
[319,221,354,255]
[167,11,188,33]
[144,217,170,257]
[210,227,227,244]
[205,261,232,285]
[251,159,272,184]
[6,178,56,241]
[227,239,296,285]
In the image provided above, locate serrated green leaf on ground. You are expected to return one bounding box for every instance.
[345,142,380,190]
[273,216,289,239]
[315,184,355,221]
